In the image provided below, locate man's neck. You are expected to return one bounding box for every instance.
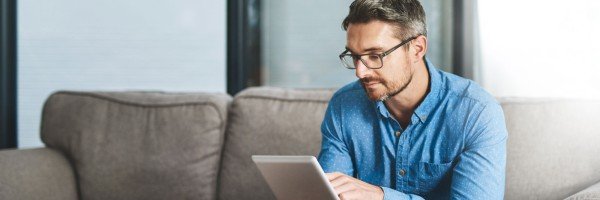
[384,61,430,128]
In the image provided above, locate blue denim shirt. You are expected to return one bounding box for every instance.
[317,59,507,199]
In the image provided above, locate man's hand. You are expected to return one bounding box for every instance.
[326,172,384,200]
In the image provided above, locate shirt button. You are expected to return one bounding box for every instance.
[399,169,406,176]
[395,131,401,137]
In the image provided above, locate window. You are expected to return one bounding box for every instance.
[477,0,600,98]
[261,0,454,88]
[18,0,226,147]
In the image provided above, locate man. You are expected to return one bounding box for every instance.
[317,0,507,199]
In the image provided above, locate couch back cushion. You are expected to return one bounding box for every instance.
[218,87,334,200]
[41,91,230,200]
[501,98,600,200]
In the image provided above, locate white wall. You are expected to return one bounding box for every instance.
[478,0,600,98]
[18,0,226,148]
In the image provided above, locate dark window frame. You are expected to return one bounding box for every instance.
[1,0,18,149]
[452,0,475,79]
[227,0,261,95]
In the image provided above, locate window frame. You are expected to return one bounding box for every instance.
[0,0,18,149]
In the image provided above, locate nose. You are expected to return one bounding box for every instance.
[355,60,371,79]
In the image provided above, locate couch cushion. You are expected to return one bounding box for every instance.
[0,148,78,200]
[41,91,231,200]
[501,98,600,200]
[218,87,334,200]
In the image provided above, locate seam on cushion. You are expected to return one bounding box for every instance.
[50,91,226,135]
[53,91,228,108]
[49,91,226,132]
[240,87,336,94]
[235,95,330,103]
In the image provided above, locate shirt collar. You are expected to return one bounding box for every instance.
[375,57,442,123]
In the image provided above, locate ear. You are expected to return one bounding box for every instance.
[410,35,427,63]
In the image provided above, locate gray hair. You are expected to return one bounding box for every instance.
[342,0,427,41]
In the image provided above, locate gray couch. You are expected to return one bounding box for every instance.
[1,87,599,200]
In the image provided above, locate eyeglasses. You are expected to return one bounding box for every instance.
[339,36,418,69]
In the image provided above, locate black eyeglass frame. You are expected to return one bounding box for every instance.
[339,35,419,69]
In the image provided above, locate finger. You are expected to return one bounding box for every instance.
[329,175,353,188]
[338,189,359,200]
[333,181,358,195]
[326,172,345,180]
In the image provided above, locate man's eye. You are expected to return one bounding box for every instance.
[368,55,380,61]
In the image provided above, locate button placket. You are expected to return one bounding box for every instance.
[395,128,404,190]
[401,127,411,189]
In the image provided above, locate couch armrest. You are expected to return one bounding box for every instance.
[566,181,600,200]
[0,148,78,200]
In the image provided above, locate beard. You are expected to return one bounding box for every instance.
[360,70,413,101]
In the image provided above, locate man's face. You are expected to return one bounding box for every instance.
[346,20,414,101]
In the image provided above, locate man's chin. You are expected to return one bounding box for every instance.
[365,89,386,101]
[362,84,384,101]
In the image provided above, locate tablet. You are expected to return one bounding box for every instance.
[252,155,339,200]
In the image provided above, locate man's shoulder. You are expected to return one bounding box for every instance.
[439,70,499,108]
[437,70,507,146]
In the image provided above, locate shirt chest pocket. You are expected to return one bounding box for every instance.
[412,162,453,195]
